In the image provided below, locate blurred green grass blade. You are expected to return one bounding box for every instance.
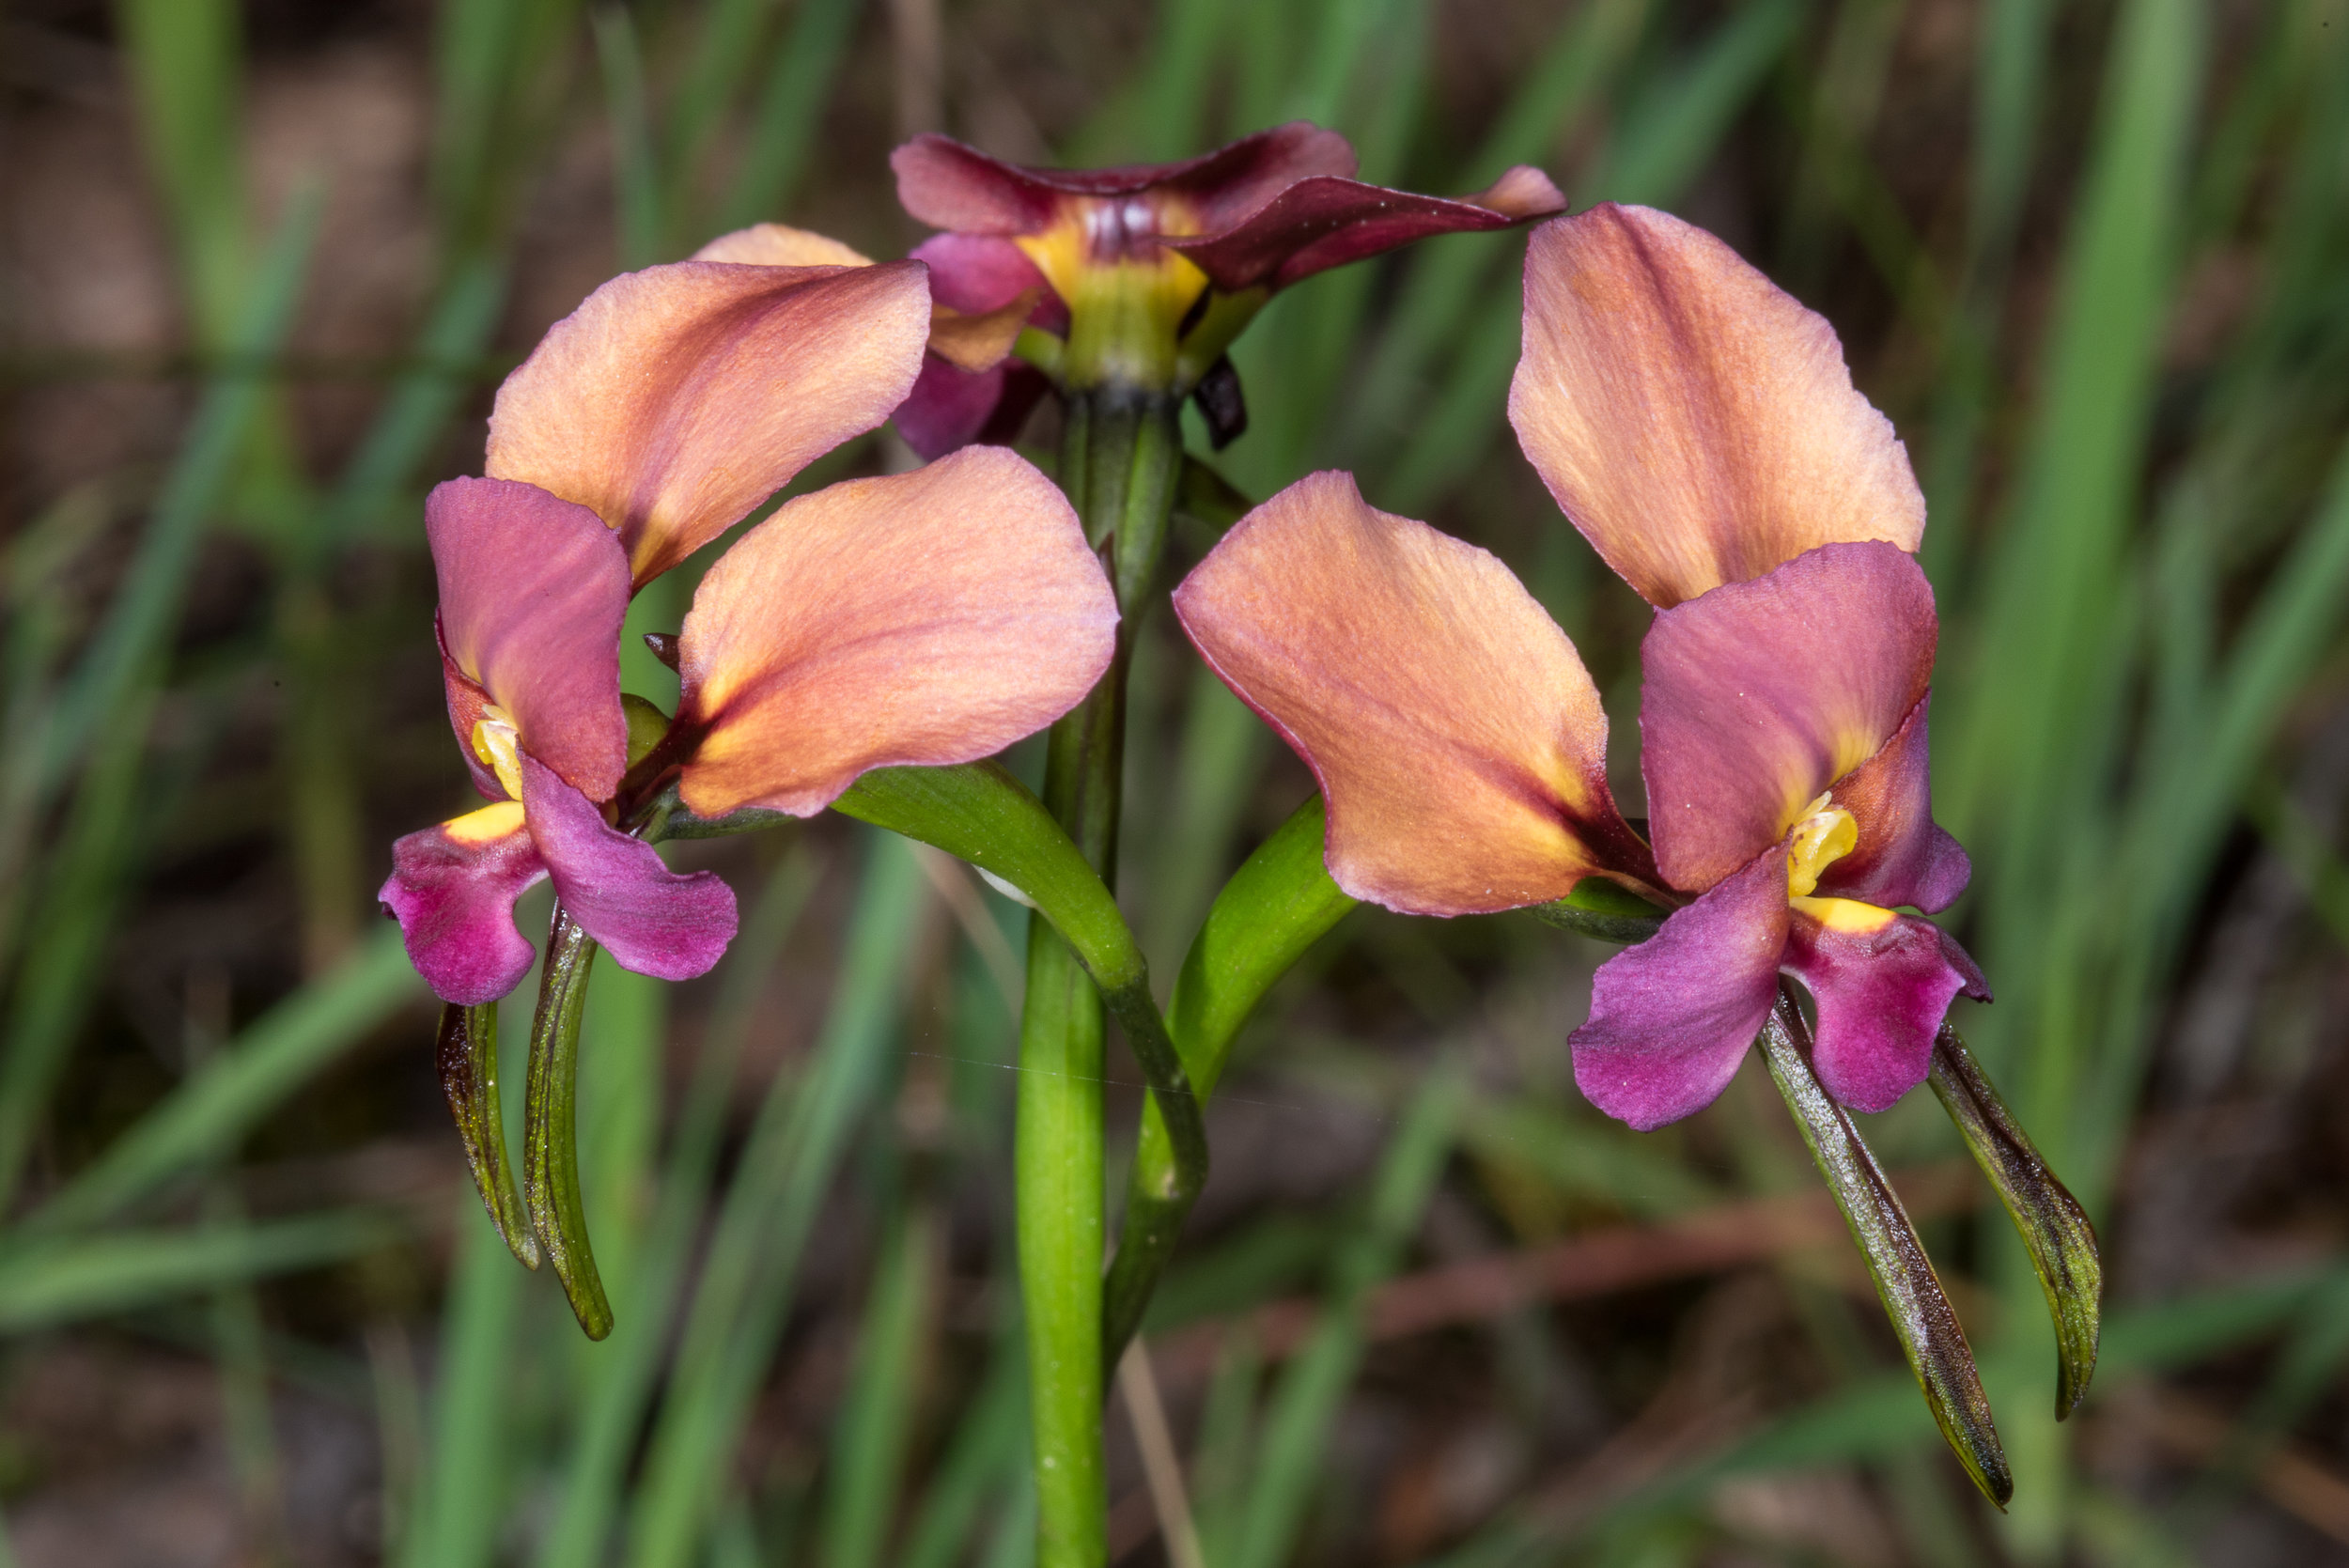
[1133,0,1236,160]
[1459,1095,1719,1221]
[0,1211,400,1332]
[1929,1026,2101,1421]
[433,0,586,250]
[536,845,820,1568]
[1230,1067,1465,1568]
[116,0,247,344]
[1190,1327,1262,1564]
[1780,0,1911,286]
[1949,0,2202,859]
[1587,0,1806,206]
[715,0,865,234]
[1346,0,1651,456]
[899,1331,1028,1568]
[0,689,160,1209]
[818,1205,936,1568]
[663,0,780,209]
[319,257,507,552]
[33,928,423,1233]
[40,188,321,799]
[1383,0,1797,513]
[400,1202,530,1568]
[1761,1003,2010,1509]
[593,5,662,271]
[979,1466,1039,1568]
[626,832,928,1568]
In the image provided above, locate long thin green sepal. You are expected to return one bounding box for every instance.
[522,910,613,1340]
[1103,795,1357,1366]
[1930,1021,2103,1420]
[1760,995,2011,1508]
[435,1001,538,1270]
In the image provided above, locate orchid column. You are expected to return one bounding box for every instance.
[889,124,1563,1564]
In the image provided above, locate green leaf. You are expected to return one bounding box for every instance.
[832,762,1211,1230]
[1106,794,1358,1363]
[437,1001,538,1270]
[1930,1024,2101,1419]
[1759,999,2011,1509]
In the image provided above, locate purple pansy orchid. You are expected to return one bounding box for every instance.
[1173,201,1987,1130]
[884,121,1568,457]
[382,239,1119,1006]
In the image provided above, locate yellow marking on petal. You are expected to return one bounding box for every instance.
[470,715,526,802]
[1784,794,1859,898]
[445,800,527,846]
[1792,894,1898,934]
[1016,198,1214,392]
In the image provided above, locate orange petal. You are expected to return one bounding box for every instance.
[927,288,1044,372]
[691,224,875,267]
[1172,471,1655,916]
[674,446,1117,817]
[1508,204,1925,608]
[486,258,930,588]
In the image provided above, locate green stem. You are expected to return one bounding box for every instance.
[523,909,613,1340]
[1019,388,1181,1567]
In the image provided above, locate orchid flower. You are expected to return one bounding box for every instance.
[885,121,1568,456]
[1173,202,1986,1131]
[382,246,1119,1006]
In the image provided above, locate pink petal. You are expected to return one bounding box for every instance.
[1812,693,1971,913]
[691,224,874,266]
[1785,908,1990,1112]
[519,755,738,982]
[674,446,1117,817]
[380,803,548,1005]
[1173,471,1654,916]
[1570,847,1790,1130]
[891,123,1358,236]
[486,258,930,588]
[1640,541,1936,894]
[427,477,630,802]
[1508,204,1926,608]
[1165,167,1565,294]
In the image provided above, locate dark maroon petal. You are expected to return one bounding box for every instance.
[1786,910,1990,1113]
[1569,848,1790,1130]
[380,804,547,1005]
[1164,168,1566,294]
[520,755,738,983]
[912,232,1068,331]
[427,477,630,802]
[1640,540,1937,893]
[1815,692,1971,913]
[892,123,1356,236]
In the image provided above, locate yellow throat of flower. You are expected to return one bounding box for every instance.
[1784,793,1896,934]
[1017,199,1214,393]
[470,712,527,803]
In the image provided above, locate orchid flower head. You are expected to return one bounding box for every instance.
[886,122,1566,457]
[1174,202,1984,1132]
[383,241,1120,1006]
